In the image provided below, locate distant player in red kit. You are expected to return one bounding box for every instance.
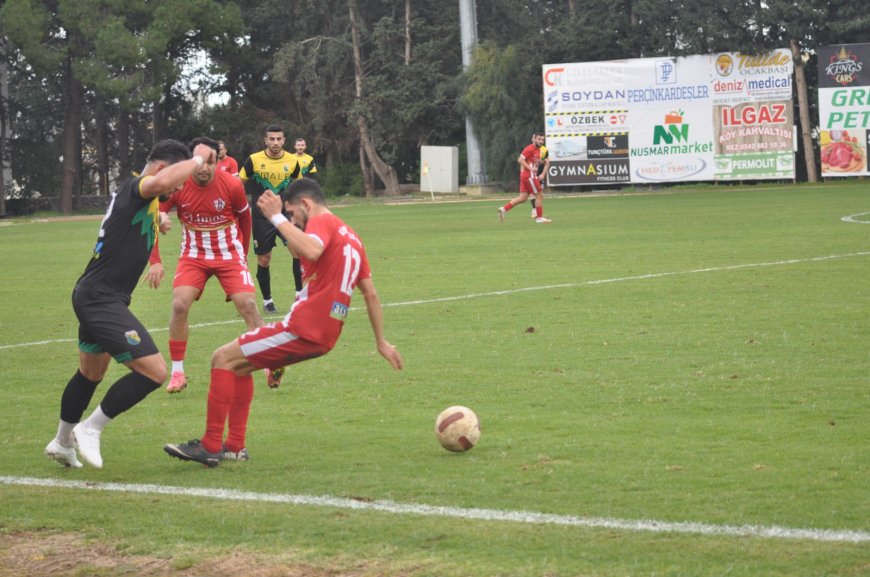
[216,141,239,176]
[498,132,551,224]
[164,178,403,467]
[146,137,283,403]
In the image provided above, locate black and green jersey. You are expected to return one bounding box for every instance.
[290,153,317,179]
[76,176,159,298]
[239,150,298,209]
[537,145,549,177]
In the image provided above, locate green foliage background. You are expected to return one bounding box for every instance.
[2,0,869,204]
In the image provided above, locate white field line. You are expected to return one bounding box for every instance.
[2,476,867,543]
[2,251,870,352]
[841,211,870,223]
[378,251,870,308]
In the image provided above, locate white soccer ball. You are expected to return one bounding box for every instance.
[434,406,480,452]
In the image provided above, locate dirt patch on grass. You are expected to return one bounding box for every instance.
[0,531,360,577]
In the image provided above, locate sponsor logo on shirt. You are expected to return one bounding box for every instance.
[330,301,348,321]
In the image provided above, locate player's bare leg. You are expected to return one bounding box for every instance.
[229,292,285,389]
[230,292,264,331]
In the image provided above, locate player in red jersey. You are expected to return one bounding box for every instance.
[530,139,549,218]
[216,141,238,176]
[164,178,403,467]
[146,137,283,400]
[497,132,551,224]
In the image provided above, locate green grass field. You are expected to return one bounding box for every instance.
[1,183,868,576]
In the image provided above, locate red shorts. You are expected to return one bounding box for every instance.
[173,257,255,298]
[238,321,332,370]
[519,173,542,195]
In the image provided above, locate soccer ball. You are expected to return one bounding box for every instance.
[434,406,480,452]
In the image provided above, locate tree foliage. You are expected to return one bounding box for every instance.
[0,0,240,210]
[1,0,869,207]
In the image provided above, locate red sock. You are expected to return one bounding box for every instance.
[225,374,254,452]
[202,368,234,453]
[168,339,187,362]
[536,205,543,218]
[502,203,513,212]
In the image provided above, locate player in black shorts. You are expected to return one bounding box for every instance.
[44,139,217,470]
[239,125,298,314]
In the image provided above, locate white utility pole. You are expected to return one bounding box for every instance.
[458,0,488,185]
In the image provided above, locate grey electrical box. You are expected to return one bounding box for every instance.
[421,146,459,194]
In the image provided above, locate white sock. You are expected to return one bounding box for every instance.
[81,405,112,433]
[172,360,184,373]
[264,298,273,306]
[56,420,76,447]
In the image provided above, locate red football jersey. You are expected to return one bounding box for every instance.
[161,170,250,260]
[283,213,371,348]
[520,143,541,178]
[217,156,239,175]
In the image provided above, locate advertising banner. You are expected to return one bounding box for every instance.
[542,49,795,186]
[817,43,870,177]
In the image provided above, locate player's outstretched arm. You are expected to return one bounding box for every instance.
[256,190,324,261]
[357,277,403,370]
[140,143,216,199]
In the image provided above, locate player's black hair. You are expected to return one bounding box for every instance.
[264,124,284,135]
[282,176,325,205]
[188,136,220,156]
[147,139,192,164]
[532,131,545,139]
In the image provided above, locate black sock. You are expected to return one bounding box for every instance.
[257,265,271,301]
[292,258,303,292]
[60,370,100,423]
[99,372,161,418]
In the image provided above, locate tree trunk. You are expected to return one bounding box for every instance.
[95,98,110,195]
[226,66,241,112]
[791,38,818,183]
[152,94,165,142]
[359,145,373,196]
[61,53,84,214]
[404,0,411,65]
[348,0,400,196]
[358,118,399,194]
[567,0,576,19]
[0,37,9,217]
[132,112,146,172]
[118,107,132,181]
[151,77,173,142]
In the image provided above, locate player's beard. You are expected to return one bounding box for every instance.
[292,208,308,231]
[194,173,214,187]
